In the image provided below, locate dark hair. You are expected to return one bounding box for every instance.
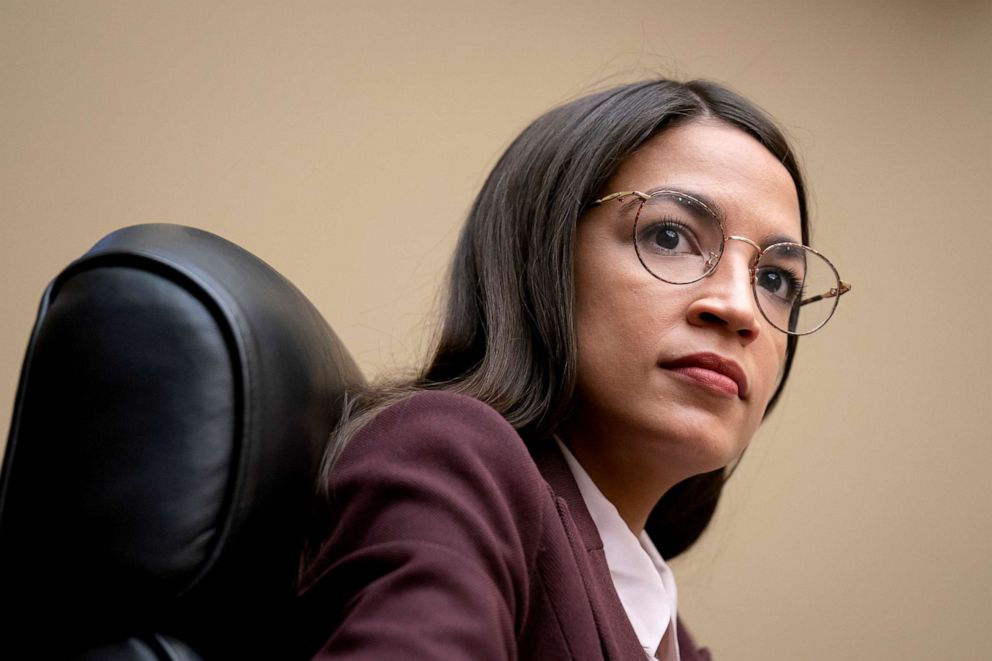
[324,78,809,560]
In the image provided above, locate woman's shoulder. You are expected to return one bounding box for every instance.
[339,390,541,482]
[354,389,514,439]
[326,390,551,529]
[301,390,553,658]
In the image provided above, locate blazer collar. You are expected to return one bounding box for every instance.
[529,438,713,661]
[530,438,605,552]
[529,439,647,659]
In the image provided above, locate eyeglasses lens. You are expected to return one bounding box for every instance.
[754,245,840,335]
[633,192,724,285]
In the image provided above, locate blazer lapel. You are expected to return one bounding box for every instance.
[530,440,648,660]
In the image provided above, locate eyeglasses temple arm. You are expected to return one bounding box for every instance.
[799,281,852,307]
[590,191,650,206]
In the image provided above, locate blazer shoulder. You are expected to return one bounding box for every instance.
[327,390,552,550]
[303,391,553,659]
[341,390,543,488]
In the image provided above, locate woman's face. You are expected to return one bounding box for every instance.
[567,119,802,499]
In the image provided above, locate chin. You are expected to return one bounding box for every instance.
[642,412,753,476]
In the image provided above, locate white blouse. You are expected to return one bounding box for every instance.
[556,438,681,661]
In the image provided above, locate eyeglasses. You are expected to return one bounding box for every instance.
[591,190,851,336]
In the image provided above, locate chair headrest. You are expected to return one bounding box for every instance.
[1,224,363,659]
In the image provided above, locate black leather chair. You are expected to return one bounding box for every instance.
[0,224,363,660]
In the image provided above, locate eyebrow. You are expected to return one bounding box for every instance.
[755,232,804,248]
[639,185,803,247]
[642,186,725,218]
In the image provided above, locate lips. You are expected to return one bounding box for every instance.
[660,352,749,399]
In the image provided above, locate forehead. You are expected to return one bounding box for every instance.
[606,119,803,242]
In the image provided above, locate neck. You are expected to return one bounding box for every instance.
[557,427,685,534]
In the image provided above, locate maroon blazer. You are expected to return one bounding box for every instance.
[299,391,712,660]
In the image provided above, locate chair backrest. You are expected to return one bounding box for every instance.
[0,224,363,660]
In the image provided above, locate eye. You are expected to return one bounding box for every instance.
[639,219,704,256]
[755,266,803,303]
[631,191,726,284]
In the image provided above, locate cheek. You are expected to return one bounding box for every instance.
[573,290,630,391]
[572,222,688,391]
[573,281,686,393]
[576,274,665,343]
[574,233,682,337]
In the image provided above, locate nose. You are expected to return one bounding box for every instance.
[686,243,762,343]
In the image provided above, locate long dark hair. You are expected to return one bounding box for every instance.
[322,78,809,560]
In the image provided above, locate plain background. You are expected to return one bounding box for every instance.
[2,1,989,659]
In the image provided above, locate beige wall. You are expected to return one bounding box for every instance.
[2,1,989,658]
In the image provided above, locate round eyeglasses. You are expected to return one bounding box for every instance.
[591,190,851,336]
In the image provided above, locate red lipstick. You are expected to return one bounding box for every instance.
[661,353,749,399]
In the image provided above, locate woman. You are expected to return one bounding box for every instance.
[299,79,850,660]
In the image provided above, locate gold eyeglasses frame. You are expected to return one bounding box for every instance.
[590,190,852,336]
